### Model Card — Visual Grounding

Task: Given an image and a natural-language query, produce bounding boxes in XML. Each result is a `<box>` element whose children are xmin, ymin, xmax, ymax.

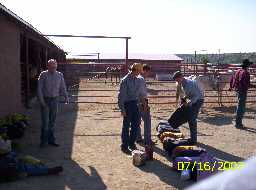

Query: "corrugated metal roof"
<box><xmin>0</xmin><ymin>3</ymin><xmax>63</xmax><ymax>51</ymax></box>
<box><xmin>67</xmin><ymin>53</ymin><xmax>183</xmax><ymax>61</ymax></box>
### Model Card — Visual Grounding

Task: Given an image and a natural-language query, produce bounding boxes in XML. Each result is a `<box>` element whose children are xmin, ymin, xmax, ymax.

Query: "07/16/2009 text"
<box><xmin>177</xmin><ymin>161</ymin><xmax>245</xmax><ymax>172</ymax></box>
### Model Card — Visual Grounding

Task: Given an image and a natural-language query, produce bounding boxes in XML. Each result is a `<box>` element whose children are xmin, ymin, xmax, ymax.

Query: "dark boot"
<box><xmin>47</xmin><ymin>166</ymin><xmax>63</xmax><ymax>175</ymax></box>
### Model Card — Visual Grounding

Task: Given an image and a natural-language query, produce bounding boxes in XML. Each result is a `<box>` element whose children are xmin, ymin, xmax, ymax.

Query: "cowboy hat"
<box><xmin>241</xmin><ymin>59</ymin><xmax>253</xmax><ymax>67</ymax></box>
<box><xmin>172</xmin><ymin>70</ymin><xmax>183</xmax><ymax>80</ymax></box>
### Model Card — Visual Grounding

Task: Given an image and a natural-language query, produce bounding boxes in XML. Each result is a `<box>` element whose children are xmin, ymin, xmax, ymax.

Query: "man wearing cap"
<box><xmin>37</xmin><ymin>59</ymin><xmax>69</xmax><ymax>148</ymax></box>
<box><xmin>118</xmin><ymin>63</ymin><xmax>143</xmax><ymax>153</ymax></box>
<box><xmin>172</xmin><ymin>71</ymin><xmax>204</xmax><ymax>144</ymax></box>
<box><xmin>229</xmin><ymin>59</ymin><xmax>255</xmax><ymax>129</ymax></box>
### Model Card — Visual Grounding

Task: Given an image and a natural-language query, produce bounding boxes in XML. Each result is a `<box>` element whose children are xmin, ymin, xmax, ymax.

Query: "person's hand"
<box><xmin>183</xmin><ymin>102</ymin><xmax>189</xmax><ymax>107</ymax></box>
<box><xmin>183</xmin><ymin>100</ymin><xmax>192</xmax><ymax>107</ymax></box>
<box><xmin>121</xmin><ymin>111</ymin><xmax>127</xmax><ymax>117</ymax></box>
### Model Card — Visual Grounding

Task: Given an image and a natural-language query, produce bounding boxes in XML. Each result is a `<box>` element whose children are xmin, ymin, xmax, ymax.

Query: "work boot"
<box><xmin>129</xmin><ymin>144</ymin><xmax>137</xmax><ymax>151</ymax></box>
<box><xmin>48</xmin><ymin>142</ymin><xmax>60</xmax><ymax>147</ymax></box>
<box><xmin>47</xmin><ymin>166</ymin><xmax>63</xmax><ymax>175</ymax></box>
<box><xmin>120</xmin><ymin>145</ymin><xmax>131</xmax><ymax>155</ymax></box>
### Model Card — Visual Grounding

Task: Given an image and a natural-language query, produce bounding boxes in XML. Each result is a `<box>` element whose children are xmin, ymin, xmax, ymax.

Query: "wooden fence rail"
<box><xmin>60</xmin><ymin>100</ymin><xmax>256</xmax><ymax>104</ymax></box>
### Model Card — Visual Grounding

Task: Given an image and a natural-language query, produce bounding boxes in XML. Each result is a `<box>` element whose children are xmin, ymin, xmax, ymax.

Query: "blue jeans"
<box><xmin>121</xmin><ymin>101</ymin><xmax>141</xmax><ymax>148</ymax></box>
<box><xmin>137</xmin><ymin>110</ymin><xmax>152</xmax><ymax>145</ymax></box>
<box><xmin>235</xmin><ymin>91</ymin><xmax>247</xmax><ymax>127</ymax></box>
<box><xmin>188</xmin><ymin>99</ymin><xmax>204</xmax><ymax>143</ymax></box>
<box><xmin>17</xmin><ymin>162</ymin><xmax>48</xmax><ymax>176</ymax></box>
<box><xmin>6</xmin><ymin>152</ymin><xmax>48</xmax><ymax>176</ymax></box>
<box><xmin>40</xmin><ymin>97</ymin><xmax>58</xmax><ymax>145</ymax></box>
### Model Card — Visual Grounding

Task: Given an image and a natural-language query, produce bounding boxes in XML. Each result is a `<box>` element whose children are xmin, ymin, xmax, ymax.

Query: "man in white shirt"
<box><xmin>37</xmin><ymin>59</ymin><xmax>69</xmax><ymax>148</ymax></box>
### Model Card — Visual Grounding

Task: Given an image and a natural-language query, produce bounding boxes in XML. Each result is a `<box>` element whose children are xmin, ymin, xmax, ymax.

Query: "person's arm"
<box><xmin>138</xmin><ymin>78</ymin><xmax>150</xmax><ymax>112</ymax></box>
<box><xmin>60</xmin><ymin>73</ymin><xmax>69</xmax><ymax>103</ymax></box>
<box><xmin>139</xmin><ymin>78</ymin><xmax>147</xmax><ymax>98</ymax></box>
<box><xmin>229</xmin><ymin>73</ymin><xmax>235</xmax><ymax>91</ymax></box>
<box><xmin>175</xmin><ymin>82</ymin><xmax>181</xmax><ymax>107</ymax></box>
<box><xmin>118</xmin><ymin>80</ymin><xmax>127</xmax><ymax>116</ymax></box>
<box><xmin>37</xmin><ymin>72</ymin><xmax>46</xmax><ymax>106</ymax></box>
<box><xmin>189</xmin><ymin>97</ymin><xmax>198</xmax><ymax>105</ymax></box>
<box><xmin>238</xmin><ymin>71</ymin><xmax>252</xmax><ymax>90</ymax></box>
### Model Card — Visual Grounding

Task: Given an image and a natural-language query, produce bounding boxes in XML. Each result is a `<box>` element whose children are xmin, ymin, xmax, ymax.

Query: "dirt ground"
<box><xmin>1</xmin><ymin>79</ymin><xmax>256</xmax><ymax>190</ymax></box>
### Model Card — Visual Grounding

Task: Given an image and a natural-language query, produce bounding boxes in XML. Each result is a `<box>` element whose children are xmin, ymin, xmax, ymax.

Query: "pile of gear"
<box><xmin>156</xmin><ymin>107</ymin><xmax>220</xmax><ymax>181</ymax></box>
<box><xmin>0</xmin><ymin>113</ymin><xmax>29</xmax><ymax>140</ymax></box>
<box><xmin>0</xmin><ymin>113</ymin><xmax>63</xmax><ymax>183</ymax></box>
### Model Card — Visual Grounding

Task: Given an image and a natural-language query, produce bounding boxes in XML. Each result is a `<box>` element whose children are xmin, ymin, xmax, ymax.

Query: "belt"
<box><xmin>124</xmin><ymin>100</ymin><xmax>138</xmax><ymax>104</ymax></box>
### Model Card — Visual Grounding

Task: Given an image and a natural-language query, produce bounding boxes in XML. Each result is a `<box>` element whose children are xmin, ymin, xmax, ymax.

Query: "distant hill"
<box><xmin>177</xmin><ymin>52</ymin><xmax>256</xmax><ymax>64</ymax></box>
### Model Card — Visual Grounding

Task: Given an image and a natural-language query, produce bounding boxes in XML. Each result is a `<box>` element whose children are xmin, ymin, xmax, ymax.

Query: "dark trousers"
<box><xmin>235</xmin><ymin>91</ymin><xmax>247</xmax><ymax>127</ymax></box>
<box><xmin>188</xmin><ymin>99</ymin><xmax>204</xmax><ymax>143</ymax></box>
<box><xmin>121</xmin><ymin>101</ymin><xmax>140</xmax><ymax>148</ymax></box>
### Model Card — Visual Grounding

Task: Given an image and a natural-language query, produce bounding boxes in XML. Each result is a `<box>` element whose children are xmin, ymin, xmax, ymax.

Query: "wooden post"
<box><xmin>45</xmin><ymin>48</ymin><xmax>48</xmax><ymax>69</ymax></box>
<box><xmin>97</xmin><ymin>53</ymin><xmax>100</xmax><ymax>61</ymax></box>
<box><xmin>35</xmin><ymin>44</ymin><xmax>41</xmax><ymax>75</ymax></box>
<box><xmin>25</xmin><ymin>35</ymin><xmax>30</xmax><ymax>107</ymax></box>
<box><xmin>125</xmin><ymin>38</ymin><xmax>129</xmax><ymax>73</ymax></box>
<box><xmin>194</xmin><ymin>51</ymin><xmax>197</xmax><ymax>63</ymax></box>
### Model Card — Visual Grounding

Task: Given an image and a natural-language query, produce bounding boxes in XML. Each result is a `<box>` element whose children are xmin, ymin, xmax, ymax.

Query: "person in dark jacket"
<box><xmin>229</xmin><ymin>59</ymin><xmax>255</xmax><ymax>129</ymax></box>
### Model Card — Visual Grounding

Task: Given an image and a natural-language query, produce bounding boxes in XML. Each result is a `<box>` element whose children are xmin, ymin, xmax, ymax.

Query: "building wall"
<box><xmin>0</xmin><ymin>16</ymin><xmax>23</xmax><ymax>117</ymax></box>
<box><xmin>141</xmin><ymin>60</ymin><xmax>182</xmax><ymax>77</ymax></box>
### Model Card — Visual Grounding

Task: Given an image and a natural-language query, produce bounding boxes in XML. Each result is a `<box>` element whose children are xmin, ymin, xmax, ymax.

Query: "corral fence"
<box><xmin>58</xmin><ymin>62</ymin><xmax>256</xmax><ymax>105</ymax></box>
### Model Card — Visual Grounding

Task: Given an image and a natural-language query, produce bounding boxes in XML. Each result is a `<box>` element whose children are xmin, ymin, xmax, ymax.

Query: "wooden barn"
<box><xmin>0</xmin><ymin>3</ymin><xmax>66</xmax><ymax>117</ymax></box>
<box><xmin>67</xmin><ymin>53</ymin><xmax>183</xmax><ymax>77</ymax></box>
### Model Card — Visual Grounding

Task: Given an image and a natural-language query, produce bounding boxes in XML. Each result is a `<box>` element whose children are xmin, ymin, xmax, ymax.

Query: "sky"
<box><xmin>1</xmin><ymin>0</ymin><xmax>256</xmax><ymax>55</ymax></box>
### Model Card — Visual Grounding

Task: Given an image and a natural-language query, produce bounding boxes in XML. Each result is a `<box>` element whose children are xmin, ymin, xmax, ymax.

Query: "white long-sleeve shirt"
<box><xmin>37</xmin><ymin>70</ymin><xmax>68</xmax><ymax>103</ymax></box>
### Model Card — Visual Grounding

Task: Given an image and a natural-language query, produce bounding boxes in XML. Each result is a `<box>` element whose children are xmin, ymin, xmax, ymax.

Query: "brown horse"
<box><xmin>105</xmin><ymin>66</ymin><xmax>121</xmax><ymax>85</ymax></box>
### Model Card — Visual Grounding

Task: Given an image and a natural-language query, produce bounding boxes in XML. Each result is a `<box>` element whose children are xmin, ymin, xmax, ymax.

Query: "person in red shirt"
<box><xmin>229</xmin><ymin>59</ymin><xmax>255</xmax><ymax>129</ymax></box>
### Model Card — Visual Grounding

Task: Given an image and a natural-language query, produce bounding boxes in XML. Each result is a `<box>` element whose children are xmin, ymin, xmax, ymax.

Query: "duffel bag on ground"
<box><xmin>163</xmin><ymin>138</ymin><xmax>193</xmax><ymax>155</ymax></box>
<box><xmin>172</xmin><ymin>145</ymin><xmax>196</xmax><ymax>156</ymax></box>
<box><xmin>159</xmin><ymin>131</ymin><xmax>184</xmax><ymax>142</ymax></box>
<box><xmin>172</xmin><ymin>148</ymin><xmax>206</xmax><ymax>159</ymax></box>
<box><xmin>156</xmin><ymin>121</ymin><xmax>181</xmax><ymax>137</ymax></box>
